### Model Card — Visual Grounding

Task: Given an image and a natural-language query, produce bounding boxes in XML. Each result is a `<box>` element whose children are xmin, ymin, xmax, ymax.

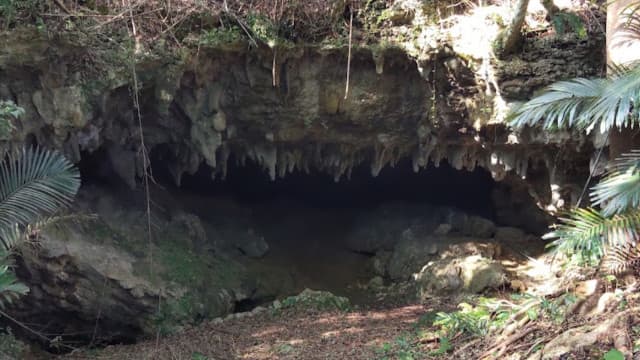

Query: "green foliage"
<box><xmin>433</xmin><ymin>298</ymin><xmax>516</xmax><ymax>337</ymax></box>
<box><xmin>551</xmin><ymin>11</ymin><xmax>587</xmax><ymax>39</ymax></box>
<box><xmin>603</xmin><ymin>348</ymin><xmax>625</xmax><ymax>360</ymax></box>
<box><xmin>509</xmin><ymin>64</ymin><xmax>640</xmax><ymax>268</ymax></box>
<box><xmin>0</xmin><ymin>148</ymin><xmax>81</xmax><ymax>231</ymax></box>
<box><xmin>191</xmin><ymin>352</ymin><xmax>208</xmax><ymax>360</ymax></box>
<box><xmin>509</xmin><ymin>64</ymin><xmax>640</xmax><ymax>134</ymax></box>
<box><xmin>632</xmin><ymin>325</ymin><xmax>640</xmax><ymax>352</ymax></box>
<box><xmin>432</xmin><ymin>294</ymin><xmax>577</xmax><ymax>344</ymax></box>
<box><xmin>358</xmin><ymin>0</ymin><xmax>390</xmax><ymax>41</ymax></box>
<box><xmin>376</xmin><ymin>334</ymin><xmax>419</xmax><ymax>360</ymax></box>
<box><xmin>0</xmin><ymin>328</ymin><xmax>25</xmax><ymax>358</ymax></box>
<box><xmin>153</xmin><ymin>294</ymin><xmax>200</xmax><ymax>336</ymax></box>
<box><xmin>429</xmin><ymin>337</ymin><xmax>453</xmax><ymax>356</ymax></box>
<box><xmin>0</xmin><ymin>0</ymin><xmax>42</xmax><ymax>29</ymax></box>
<box><xmin>278</xmin><ymin>289</ymin><xmax>351</xmax><ymax>312</ymax></box>
<box><xmin>0</xmin><ymin>100</ymin><xmax>23</xmax><ymax>140</ymax></box>
<box><xmin>0</xmin><ymin>260</ymin><xmax>28</xmax><ymax>308</ymax></box>
<box><xmin>0</xmin><ymin>148</ymin><xmax>80</xmax><ymax>306</ymax></box>
<box><xmin>273</xmin><ymin>343</ymin><xmax>295</xmax><ymax>355</ymax></box>
<box><xmin>538</xmin><ymin>293</ymin><xmax>576</xmax><ymax>324</ymax></box>
<box><xmin>198</xmin><ymin>26</ymin><xmax>245</xmax><ymax>49</ymax></box>
<box><xmin>591</xmin><ymin>150</ymin><xmax>640</xmax><ymax>216</ymax></box>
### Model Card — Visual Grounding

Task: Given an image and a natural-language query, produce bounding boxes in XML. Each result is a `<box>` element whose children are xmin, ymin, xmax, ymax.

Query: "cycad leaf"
<box><xmin>508</xmin><ymin>78</ymin><xmax>605</xmax><ymax>130</ymax></box>
<box><xmin>591</xmin><ymin>150</ymin><xmax>640</xmax><ymax>216</ymax></box>
<box><xmin>509</xmin><ymin>64</ymin><xmax>640</xmax><ymax>133</ymax></box>
<box><xmin>544</xmin><ymin>208</ymin><xmax>640</xmax><ymax>259</ymax></box>
<box><xmin>0</xmin><ymin>148</ymin><xmax>80</xmax><ymax>232</ymax></box>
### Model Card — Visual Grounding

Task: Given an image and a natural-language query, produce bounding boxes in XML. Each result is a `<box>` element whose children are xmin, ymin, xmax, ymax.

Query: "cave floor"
<box><xmin>65</xmin><ymin>301</ymin><xmax>448</xmax><ymax>360</ymax></box>
<box><xmin>53</xmin><ymin>246</ymin><xmax>640</xmax><ymax>360</ymax></box>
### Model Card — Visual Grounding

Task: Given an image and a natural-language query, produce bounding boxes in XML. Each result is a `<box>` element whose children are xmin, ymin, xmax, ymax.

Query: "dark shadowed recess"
<box><xmin>156</xmin><ymin>156</ymin><xmax>497</xmax><ymax>219</ymax></box>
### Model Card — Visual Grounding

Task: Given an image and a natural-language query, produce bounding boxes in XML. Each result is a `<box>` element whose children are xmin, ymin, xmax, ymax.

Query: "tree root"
<box><xmin>481</xmin><ymin>323</ymin><xmax>536</xmax><ymax>359</ymax></box>
<box><xmin>534</xmin><ymin>309</ymin><xmax>635</xmax><ymax>360</ymax></box>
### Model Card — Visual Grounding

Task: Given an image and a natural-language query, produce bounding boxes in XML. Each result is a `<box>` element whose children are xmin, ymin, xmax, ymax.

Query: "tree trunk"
<box><xmin>501</xmin><ymin>0</ymin><xmax>530</xmax><ymax>55</ymax></box>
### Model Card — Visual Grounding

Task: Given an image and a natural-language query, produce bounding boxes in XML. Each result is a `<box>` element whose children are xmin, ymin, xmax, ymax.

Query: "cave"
<box><xmin>5</xmin><ymin>137</ymin><xmax>552</xmax><ymax>351</ymax></box>
<box><xmin>77</xmin><ymin>145</ymin><xmax>546</xmax><ymax>304</ymax></box>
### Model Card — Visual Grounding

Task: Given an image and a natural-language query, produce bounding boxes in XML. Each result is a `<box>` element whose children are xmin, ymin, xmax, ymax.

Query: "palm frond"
<box><xmin>588</xmin><ymin>64</ymin><xmax>640</xmax><ymax>132</ymax></box>
<box><xmin>0</xmin><ymin>148</ymin><xmax>80</xmax><ymax>232</ymax></box>
<box><xmin>591</xmin><ymin>150</ymin><xmax>640</xmax><ymax>216</ymax></box>
<box><xmin>0</xmin><ymin>148</ymin><xmax>80</xmax><ymax>307</ymax></box>
<box><xmin>508</xmin><ymin>78</ymin><xmax>605</xmax><ymax>130</ymax></box>
<box><xmin>544</xmin><ymin>208</ymin><xmax>640</xmax><ymax>259</ymax></box>
<box><xmin>509</xmin><ymin>64</ymin><xmax>640</xmax><ymax>133</ymax></box>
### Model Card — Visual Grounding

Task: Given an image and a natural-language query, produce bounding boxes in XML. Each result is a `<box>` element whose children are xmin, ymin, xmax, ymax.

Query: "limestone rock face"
<box><xmin>11</xmin><ymin>187</ymin><xmax>281</xmax><ymax>342</ymax></box>
<box><xmin>415</xmin><ymin>255</ymin><xmax>507</xmax><ymax>297</ymax></box>
<box><xmin>0</xmin><ymin>27</ymin><xmax>602</xmax><ymax>213</ymax></box>
<box><xmin>16</xmin><ymin>227</ymin><xmax>162</xmax><ymax>340</ymax></box>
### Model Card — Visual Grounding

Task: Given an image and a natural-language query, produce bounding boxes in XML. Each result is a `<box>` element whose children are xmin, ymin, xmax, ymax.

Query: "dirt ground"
<box><xmin>63</xmin><ymin>304</ymin><xmax>441</xmax><ymax>359</ymax></box>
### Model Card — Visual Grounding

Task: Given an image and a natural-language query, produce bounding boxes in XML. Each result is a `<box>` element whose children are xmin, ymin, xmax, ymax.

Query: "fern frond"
<box><xmin>0</xmin><ymin>148</ymin><xmax>80</xmax><ymax>231</ymax></box>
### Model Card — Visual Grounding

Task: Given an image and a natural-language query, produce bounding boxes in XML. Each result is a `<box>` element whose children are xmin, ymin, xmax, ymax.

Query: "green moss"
<box><xmin>278</xmin><ymin>289</ymin><xmax>351</xmax><ymax>312</ymax></box>
<box><xmin>158</xmin><ymin>239</ymin><xmax>209</xmax><ymax>287</ymax></box>
<box><xmin>195</xmin><ymin>26</ymin><xmax>246</xmax><ymax>50</ymax></box>
<box><xmin>153</xmin><ymin>293</ymin><xmax>201</xmax><ymax>335</ymax></box>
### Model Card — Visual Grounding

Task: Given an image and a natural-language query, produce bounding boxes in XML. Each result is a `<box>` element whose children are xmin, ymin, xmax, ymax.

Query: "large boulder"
<box><xmin>388</xmin><ymin>234</ymin><xmax>440</xmax><ymax>280</ymax></box>
<box><xmin>387</xmin><ymin>233</ymin><xmax>502</xmax><ymax>281</ymax></box>
<box><xmin>415</xmin><ymin>255</ymin><xmax>507</xmax><ymax>297</ymax></box>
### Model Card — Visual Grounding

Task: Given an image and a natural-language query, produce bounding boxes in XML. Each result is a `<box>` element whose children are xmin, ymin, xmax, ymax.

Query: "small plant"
<box><xmin>376</xmin><ymin>334</ymin><xmax>419</xmax><ymax>360</ymax></box>
<box><xmin>198</xmin><ymin>26</ymin><xmax>245</xmax><ymax>49</ymax></box>
<box><xmin>429</xmin><ymin>336</ymin><xmax>453</xmax><ymax>356</ymax></box>
<box><xmin>191</xmin><ymin>352</ymin><xmax>208</xmax><ymax>360</ymax></box>
<box><xmin>0</xmin><ymin>100</ymin><xmax>23</xmax><ymax>140</ymax></box>
<box><xmin>433</xmin><ymin>298</ymin><xmax>513</xmax><ymax>337</ymax></box>
<box><xmin>604</xmin><ymin>348</ymin><xmax>625</xmax><ymax>360</ymax></box>
<box><xmin>0</xmin><ymin>328</ymin><xmax>26</xmax><ymax>358</ymax></box>
<box><xmin>551</xmin><ymin>11</ymin><xmax>587</xmax><ymax>39</ymax></box>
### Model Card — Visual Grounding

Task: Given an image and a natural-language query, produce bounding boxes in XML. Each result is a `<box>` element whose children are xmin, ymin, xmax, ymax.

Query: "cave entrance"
<box><xmin>146</xmin><ymin>154</ymin><xmax>502</xmax><ymax>305</ymax></box>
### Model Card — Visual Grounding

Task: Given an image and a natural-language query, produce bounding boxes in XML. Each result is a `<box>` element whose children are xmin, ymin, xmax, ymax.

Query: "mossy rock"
<box><xmin>277</xmin><ymin>289</ymin><xmax>351</xmax><ymax>312</ymax></box>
